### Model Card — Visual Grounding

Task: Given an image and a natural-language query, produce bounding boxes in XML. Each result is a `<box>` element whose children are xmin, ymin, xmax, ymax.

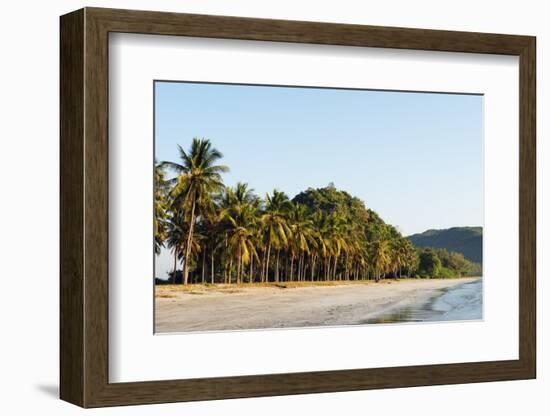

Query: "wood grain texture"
<box><xmin>59</xmin><ymin>7</ymin><xmax>536</xmax><ymax>408</ymax></box>
<box><xmin>59</xmin><ymin>8</ymin><xmax>84</xmax><ymax>407</ymax></box>
<box><xmin>518</xmin><ymin>38</ymin><xmax>536</xmax><ymax>376</ymax></box>
<box><xmin>83</xmin><ymin>10</ymin><xmax>110</xmax><ymax>406</ymax></box>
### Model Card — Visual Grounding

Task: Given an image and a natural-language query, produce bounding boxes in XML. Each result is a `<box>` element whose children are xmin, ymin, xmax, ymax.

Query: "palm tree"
<box><xmin>371</xmin><ymin>239</ymin><xmax>391</xmax><ymax>282</ymax></box>
<box><xmin>389</xmin><ymin>239</ymin><xmax>404</xmax><ymax>279</ymax></box>
<box><xmin>355</xmin><ymin>245</ymin><xmax>370</xmax><ymax>280</ymax></box>
<box><xmin>154</xmin><ymin>162</ymin><xmax>169</xmax><ymax>255</ymax></box>
<box><xmin>260</xmin><ymin>190</ymin><xmax>291</xmax><ymax>282</ymax></box>
<box><xmin>310</xmin><ymin>211</ymin><xmax>333</xmax><ymax>281</ymax></box>
<box><xmin>327</xmin><ymin>214</ymin><xmax>348</xmax><ymax>280</ymax></box>
<box><xmin>403</xmin><ymin>241</ymin><xmax>419</xmax><ymax>277</ymax></box>
<box><xmin>225</xmin><ymin>203</ymin><xmax>259</xmax><ymax>284</ymax></box>
<box><xmin>233</xmin><ymin>182</ymin><xmax>259</xmax><ymax>206</ymax></box>
<box><xmin>161</xmin><ymin>138</ymin><xmax>229</xmax><ymax>284</ymax></box>
<box><xmin>288</xmin><ymin>204</ymin><xmax>316</xmax><ymax>281</ymax></box>
<box><xmin>344</xmin><ymin>226</ymin><xmax>362</xmax><ymax>280</ymax></box>
<box><xmin>200</xmin><ymin>208</ymin><xmax>220</xmax><ymax>284</ymax></box>
<box><xmin>393</xmin><ymin>238</ymin><xmax>412</xmax><ymax>279</ymax></box>
<box><xmin>310</xmin><ymin>211</ymin><xmax>325</xmax><ymax>281</ymax></box>
<box><xmin>221</xmin><ymin>183</ymin><xmax>260</xmax><ymax>284</ymax></box>
<box><xmin>165</xmin><ymin>209</ymin><xmax>186</xmax><ymax>282</ymax></box>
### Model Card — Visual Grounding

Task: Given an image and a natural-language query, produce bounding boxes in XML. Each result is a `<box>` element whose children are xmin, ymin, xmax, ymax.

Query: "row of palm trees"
<box><xmin>155</xmin><ymin>138</ymin><xmax>419</xmax><ymax>285</ymax></box>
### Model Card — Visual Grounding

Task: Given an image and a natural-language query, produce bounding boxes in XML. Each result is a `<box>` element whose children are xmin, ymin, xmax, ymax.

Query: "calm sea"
<box><xmin>366</xmin><ymin>279</ymin><xmax>483</xmax><ymax>324</ymax></box>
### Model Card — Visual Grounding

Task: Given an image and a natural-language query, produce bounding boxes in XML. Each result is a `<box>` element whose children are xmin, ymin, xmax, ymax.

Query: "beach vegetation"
<box><xmin>157</xmin><ymin>138</ymin><xmax>481</xmax><ymax>284</ymax></box>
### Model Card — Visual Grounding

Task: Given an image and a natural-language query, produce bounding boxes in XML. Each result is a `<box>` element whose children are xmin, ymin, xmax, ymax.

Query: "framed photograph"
<box><xmin>60</xmin><ymin>7</ymin><xmax>536</xmax><ymax>408</ymax></box>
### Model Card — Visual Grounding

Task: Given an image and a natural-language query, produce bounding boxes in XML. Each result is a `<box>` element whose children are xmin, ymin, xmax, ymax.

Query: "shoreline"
<box><xmin>155</xmin><ymin>277</ymin><xmax>481</xmax><ymax>333</ymax></box>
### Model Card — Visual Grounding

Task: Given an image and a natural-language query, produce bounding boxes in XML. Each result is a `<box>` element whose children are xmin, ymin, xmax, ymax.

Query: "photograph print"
<box><xmin>153</xmin><ymin>81</ymin><xmax>483</xmax><ymax>334</ymax></box>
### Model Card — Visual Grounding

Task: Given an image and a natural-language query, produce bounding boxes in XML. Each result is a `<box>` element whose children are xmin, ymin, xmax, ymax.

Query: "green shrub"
<box><xmin>439</xmin><ymin>267</ymin><xmax>458</xmax><ymax>279</ymax></box>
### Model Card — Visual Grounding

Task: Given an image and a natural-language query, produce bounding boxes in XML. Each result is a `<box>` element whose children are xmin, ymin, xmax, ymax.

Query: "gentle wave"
<box><xmin>366</xmin><ymin>279</ymin><xmax>483</xmax><ymax>324</ymax></box>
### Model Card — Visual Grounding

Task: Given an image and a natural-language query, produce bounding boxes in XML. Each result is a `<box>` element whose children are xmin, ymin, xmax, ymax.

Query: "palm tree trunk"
<box><xmin>224</xmin><ymin>255</ymin><xmax>228</xmax><ymax>284</ymax></box>
<box><xmin>211</xmin><ymin>251</ymin><xmax>215</xmax><ymax>284</ymax></box>
<box><xmin>172</xmin><ymin>249</ymin><xmax>177</xmax><ymax>283</ymax></box>
<box><xmin>285</xmin><ymin>252</ymin><xmax>292</xmax><ymax>281</ymax></box>
<box><xmin>236</xmin><ymin>248</ymin><xmax>242</xmax><ymax>284</ymax></box>
<box><xmin>260</xmin><ymin>249</ymin><xmax>266</xmax><ymax>283</ymax></box>
<box><xmin>236</xmin><ymin>249</ymin><xmax>240</xmax><ymax>284</ymax></box>
<box><xmin>344</xmin><ymin>252</ymin><xmax>349</xmax><ymax>280</ymax></box>
<box><xmin>275</xmin><ymin>250</ymin><xmax>280</xmax><ymax>282</ymax></box>
<box><xmin>249</xmin><ymin>255</ymin><xmax>254</xmax><ymax>283</ymax></box>
<box><xmin>224</xmin><ymin>237</ymin><xmax>228</xmax><ymax>283</ymax></box>
<box><xmin>239</xmin><ymin>254</ymin><xmax>243</xmax><ymax>284</ymax></box>
<box><xmin>290</xmin><ymin>255</ymin><xmax>294</xmax><ymax>281</ymax></box>
<box><xmin>264</xmin><ymin>242</ymin><xmax>271</xmax><ymax>283</ymax></box>
<box><xmin>182</xmin><ymin>199</ymin><xmax>196</xmax><ymax>285</ymax></box>
<box><xmin>201</xmin><ymin>248</ymin><xmax>206</xmax><ymax>284</ymax></box>
<box><xmin>299</xmin><ymin>254</ymin><xmax>303</xmax><ymax>281</ymax></box>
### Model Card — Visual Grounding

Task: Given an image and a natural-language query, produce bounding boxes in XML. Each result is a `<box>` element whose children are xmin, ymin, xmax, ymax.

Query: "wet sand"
<box><xmin>155</xmin><ymin>278</ymin><xmax>481</xmax><ymax>333</ymax></box>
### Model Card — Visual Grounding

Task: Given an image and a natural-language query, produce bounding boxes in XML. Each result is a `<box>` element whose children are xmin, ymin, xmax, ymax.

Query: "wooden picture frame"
<box><xmin>60</xmin><ymin>7</ymin><xmax>536</xmax><ymax>408</ymax></box>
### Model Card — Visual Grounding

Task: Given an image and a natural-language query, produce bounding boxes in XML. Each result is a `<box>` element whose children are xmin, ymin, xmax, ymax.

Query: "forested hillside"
<box><xmin>407</xmin><ymin>227</ymin><xmax>482</xmax><ymax>264</ymax></box>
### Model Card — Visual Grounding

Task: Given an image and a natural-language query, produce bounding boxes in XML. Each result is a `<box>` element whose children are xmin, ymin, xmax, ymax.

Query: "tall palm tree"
<box><xmin>225</xmin><ymin>203</ymin><xmax>259</xmax><ymax>284</ymax></box>
<box><xmin>154</xmin><ymin>162</ymin><xmax>169</xmax><ymax>255</ymax></box>
<box><xmin>260</xmin><ymin>190</ymin><xmax>291</xmax><ymax>282</ymax></box>
<box><xmin>371</xmin><ymin>239</ymin><xmax>391</xmax><ymax>282</ymax></box>
<box><xmin>200</xmin><ymin>208</ymin><xmax>218</xmax><ymax>284</ymax></box>
<box><xmin>355</xmin><ymin>245</ymin><xmax>370</xmax><ymax>280</ymax></box>
<box><xmin>165</xmin><ymin>209</ymin><xmax>185</xmax><ymax>282</ymax></box>
<box><xmin>389</xmin><ymin>239</ymin><xmax>404</xmax><ymax>279</ymax></box>
<box><xmin>394</xmin><ymin>238</ymin><xmax>412</xmax><ymax>279</ymax></box>
<box><xmin>310</xmin><ymin>211</ymin><xmax>332</xmax><ymax>281</ymax></box>
<box><xmin>233</xmin><ymin>182</ymin><xmax>259</xmax><ymax>206</ymax></box>
<box><xmin>220</xmin><ymin>183</ymin><xmax>260</xmax><ymax>284</ymax></box>
<box><xmin>327</xmin><ymin>214</ymin><xmax>348</xmax><ymax>280</ymax></box>
<box><xmin>288</xmin><ymin>204</ymin><xmax>316</xmax><ymax>281</ymax></box>
<box><xmin>403</xmin><ymin>241</ymin><xmax>419</xmax><ymax>277</ymax></box>
<box><xmin>343</xmin><ymin>225</ymin><xmax>362</xmax><ymax>280</ymax></box>
<box><xmin>161</xmin><ymin>138</ymin><xmax>229</xmax><ymax>284</ymax></box>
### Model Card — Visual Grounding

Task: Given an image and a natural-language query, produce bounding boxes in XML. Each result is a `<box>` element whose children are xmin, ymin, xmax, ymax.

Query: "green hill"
<box><xmin>407</xmin><ymin>227</ymin><xmax>482</xmax><ymax>264</ymax></box>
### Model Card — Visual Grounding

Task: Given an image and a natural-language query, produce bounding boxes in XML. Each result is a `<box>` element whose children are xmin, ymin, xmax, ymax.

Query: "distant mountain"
<box><xmin>407</xmin><ymin>227</ymin><xmax>482</xmax><ymax>264</ymax></box>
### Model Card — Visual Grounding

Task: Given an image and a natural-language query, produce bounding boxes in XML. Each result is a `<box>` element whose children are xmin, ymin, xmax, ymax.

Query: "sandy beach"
<box><xmin>155</xmin><ymin>277</ymin><xmax>481</xmax><ymax>333</ymax></box>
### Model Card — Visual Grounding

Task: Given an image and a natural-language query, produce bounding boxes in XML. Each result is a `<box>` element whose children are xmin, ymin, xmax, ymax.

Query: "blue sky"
<box><xmin>154</xmin><ymin>81</ymin><xmax>483</xmax><ymax>277</ymax></box>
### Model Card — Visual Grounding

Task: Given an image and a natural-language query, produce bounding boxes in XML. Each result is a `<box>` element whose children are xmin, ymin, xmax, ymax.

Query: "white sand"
<box><xmin>155</xmin><ymin>278</ymin><xmax>480</xmax><ymax>333</ymax></box>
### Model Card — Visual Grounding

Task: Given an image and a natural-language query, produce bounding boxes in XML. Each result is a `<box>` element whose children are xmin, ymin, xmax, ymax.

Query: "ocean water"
<box><xmin>366</xmin><ymin>279</ymin><xmax>483</xmax><ymax>324</ymax></box>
